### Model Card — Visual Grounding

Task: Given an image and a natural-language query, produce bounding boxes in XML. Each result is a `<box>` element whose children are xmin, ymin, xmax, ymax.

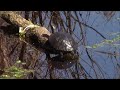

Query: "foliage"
<box><xmin>86</xmin><ymin>32</ymin><xmax>120</xmax><ymax>49</ymax></box>
<box><xmin>0</xmin><ymin>60</ymin><xmax>33</xmax><ymax>79</ymax></box>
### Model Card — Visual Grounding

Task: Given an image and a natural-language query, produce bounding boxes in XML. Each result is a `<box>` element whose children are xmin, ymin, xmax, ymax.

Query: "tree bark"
<box><xmin>0</xmin><ymin>11</ymin><xmax>51</xmax><ymax>51</ymax></box>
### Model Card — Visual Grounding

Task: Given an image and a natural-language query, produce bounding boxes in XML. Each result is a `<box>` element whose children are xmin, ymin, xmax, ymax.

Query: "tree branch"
<box><xmin>0</xmin><ymin>11</ymin><xmax>51</xmax><ymax>51</ymax></box>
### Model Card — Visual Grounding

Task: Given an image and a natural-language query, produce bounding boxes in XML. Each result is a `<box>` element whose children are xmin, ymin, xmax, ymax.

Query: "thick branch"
<box><xmin>0</xmin><ymin>11</ymin><xmax>51</xmax><ymax>51</ymax></box>
<box><xmin>0</xmin><ymin>11</ymin><xmax>33</xmax><ymax>28</ymax></box>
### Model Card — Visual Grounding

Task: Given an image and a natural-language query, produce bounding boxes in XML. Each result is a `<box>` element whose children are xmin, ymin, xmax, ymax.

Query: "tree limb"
<box><xmin>0</xmin><ymin>11</ymin><xmax>51</xmax><ymax>51</ymax></box>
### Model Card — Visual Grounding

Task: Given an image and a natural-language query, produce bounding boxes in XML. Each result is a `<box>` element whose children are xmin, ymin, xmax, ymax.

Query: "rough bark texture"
<box><xmin>0</xmin><ymin>11</ymin><xmax>33</xmax><ymax>28</ymax></box>
<box><xmin>0</xmin><ymin>11</ymin><xmax>51</xmax><ymax>51</ymax></box>
<box><xmin>0</xmin><ymin>11</ymin><xmax>51</xmax><ymax>77</ymax></box>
